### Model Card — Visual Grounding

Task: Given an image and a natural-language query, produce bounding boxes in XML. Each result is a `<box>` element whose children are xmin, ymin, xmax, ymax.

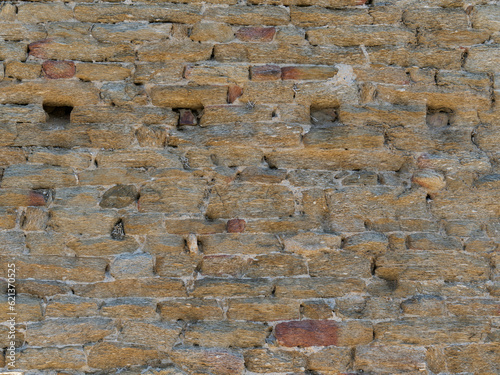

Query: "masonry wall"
<box><xmin>0</xmin><ymin>0</ymin><xmax>499</xmax><ymax>374</ymax></box>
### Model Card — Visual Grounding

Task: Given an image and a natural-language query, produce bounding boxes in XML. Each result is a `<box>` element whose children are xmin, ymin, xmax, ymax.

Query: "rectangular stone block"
<box><xmin>72</xmin><ymin>278</ymin><xmax>187</xmax><ymax>298</ymax></box>
<box><xmin>138</xmin><ymin>41</ymin><xmax>213</xmax><ymax>62</ymax></box>
<box><xmin>1</xmin><ymin>255</ymin><xmax>107</xmax><ymax>283</ymax></box>
<box><xmin>159</xmin><ymin>299</ymin><xmax>224</xmax><ymax>321</ymax></box>
<box><xmin>101</xmin><ymin>298</ymin><xmax>157</xmax><ymax>319</ymax></box>
<box><xmin>18</xmin><ymin>3</ymin><xmax>73</xmax><ymax>23</ymax></box>
<box><xmin>76</xmin><ymin>63</ymin><xmax>132</xmax><ymax>81</ymax></box>
<box><xmin>150</xmin><ymin>85</ymin><xmax>227</xmax><ymax>108</ymax></box>
<box><xmin>266</xmin><ymin>149</ymin><xmax>405</xmax><ymax>171</ymax></box>
<box><xmin>170</xmin><ymin>122</ymin><xmax>302</xmax><ymax>148</ymax></box>
<box><xmin>27</xmin><ymin>318</ymin><xmax>114</xmax><ymax>346</ymax></box>
<box><xmin>374</xmin><ymin>317</ymin><xmax>490</xmax><ymax>345</ymax></box>
<box><xmin>87</xmin><ymin>342</ymin><xmax>162</xmax><ymax>370</ymax></box>
<box><xmin>138</xmin><ymin>170</ymin><xmax>207</xmax><ymax>214</ymax></box>
<box><xmin>0</xmin><ymin>295</ymin><xmax>43</xmax><ymax>323</ymax></box>
<box><xmin>198</xmin><ymin>233</ymin><xmax>280</xmax><ymax>255</ymax></box>
<box><xmin>245</xmin><ymin>253</ymin><xmax>308</xmax><ymax>277</ymax></box>
<box><xmin>244</xmin><ymin>348</ymin><xmax>307</xmax><ymax>373</ymax></box>
<box><xmin>16</xmin><ymin>347</ymin><xmax>87</xmax><ymax>371</ymax></box>
<box><xmin>275</xmin><ymin>320</ymin><xmax>373</xmax><ymax>347</ymax></box>
<box><xmin>206</xmin><ymin>183</ymin><xmax>294</xmax><ymax>219</ymax></box>
<box><xmin>403</xmin><ymin>7</ymin><xmax>468</xmax><ymax>29</ymax></box>
<box><xmin>29</xmin><ymin>39</ymin><xmax>135</xmax><ymax>62</ymax></box>
<box><xmin>48</xmin><ymin>208</ymin><xmax>119</xmax><ymax>236</ymax></box>
<box><xmin>308</xmin><ymin>250</ymin><xmax>372</xmax><ymax>278</ymax></box>
<box><xmin>307</xmin><ymin>347</ymin><xmax>352</xmax><ymax>373</ymax></box>
<box><xmin>119</xmin><ymin>321</ymin><xmax>181</xmax><ymax>348</ymax></box>
<box><xmin>354</xmin><ymin>345</ymin><xmax>427</xmax><ymax>373</ymax></box>
<box><xmin>200</xmin><ymin>104</ymin><xmax>274</xmax><ymax>126</ymax></box>
<box><xmin>28</xmin><ymin>149</ymin><xmax>92</xmax><ymax>170</ymax></box>
<box><xmin>465</xmin><ymin>46</ymin><xmax>500</xmax><ymax>73</ymax></box>
<box><xmin>96</xmin><ymin>149</ymin><xmax>181</xmax><ymax>169</ymax></box>
<box><xmin>2</xmin><ymin>164</ymin><xmax>76</xmax><ymax>189</ymax></box>
<box><xmin>307</xmin><ymin>26</ymin><xmax>415</xmax><ymax>47</ymax></box>
<box><xmin>214</xmin><ymin>43</ymin><xmax>364</xmax><ymax>65</ymax></box>
<box><xmin>184</xmin><ymin>63</ymin><xmax>249</xmax><ymax>84</ymax></box>
<box><xmin>74</xmin><ymin>3</ymin><xmax>202</xmax><ymax>23</ymax></box>
<box><xmin>291</xmin><ymin>6</ymin><xmax>371</xmax><ymax>27</ymax></box>
<box><xmin>45</xmin><ymin>295</ymin><xmax>100</xmax><ymax>317</ymax></box>
<box><xmin>184</xmin><ymin>321</ymin><xmax>270</xmax><ymax>347</ymax></box>
<box><xmin>0</xmin><ymin>81</ymin><xmax>99</xmax><ymax>106</ymax></box>
<box><xmin>376</xmin><ymin>251</ymin><xmax>490</xmax><ymax>282</ymax></box>
<box><xmin>275</xmin><ymin>277</ymin><xmax>365</xmax><ymax>298</ymax></box>
<box><xmin>71</xmin><ymin>106</ymin><xmax>177</xmax><ymax>125</ymax></box>
<box><xmin>227</xmin><ymin>298</ymin><xmax>300</xmax><ymax>322</ymax></box>
<box><xmin>191</xmin><ymin>278</ymin><xmax>273</xmax><ymax>298</ymax></box>
<box><xmin>204</xmin><ymin>5</ymin><xmax>289</xmax><ymax>25</ymax></box>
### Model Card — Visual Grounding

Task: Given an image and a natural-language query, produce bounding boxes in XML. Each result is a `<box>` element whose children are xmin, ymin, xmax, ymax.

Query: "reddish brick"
<box><xmin>179</xmin><ymin>109</ymin><xmax>197</xmax><ymax>126</ymax></box>
<box><xmin>228</xmin><ymin>85</ymin><xmax>243</xmax><ymax>103</ymax></box>
<box><xmin>28</xmin><ymin>39</ymin><xmax>53</xmax><ymax>58</ymax></box>
<box><xmin>29</xmin><ymin>190</ymin><xmax>49</xmax><ymax>206</ymax></box>
<box><xmin>42</xmin><ymin>60</ymin><xmax>76</xmax><ymax>79</ymax></box>
<box><xmin>236</xmin><ymin>27</ymin><xmax>276</xmax><ymax>42</ymax></box>
<box><xmin>250</xmin><ymin>65</ymin><xmax>281</xmax><ymax>81</ymax></box>
<box><xmin>275</xmin><ymin>320</ymin><xmax>338</xmax><ymax>347</ymax></box>
<box><xmin>281</xmin><ymin>66</ymin><xmax>337</xmax><ymax>81</ymax></box>
<box><xmin>227</xmin><ymin>218</ymin><xmax>246</xmax><ymax>233</ymax></box>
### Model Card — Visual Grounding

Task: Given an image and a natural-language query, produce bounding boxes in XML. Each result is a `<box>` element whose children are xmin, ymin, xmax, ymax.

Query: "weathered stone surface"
<box><xmin>26</xmin><ymin>318</ymin><xmax>115</xmax><ymax>346</ymax></box>
<box><xmin>119</xmin><ymin>321</ymin><xmax>181</xmax><ymax>348</ymax></box>
<box><xmin>159</xmin><ymin>299</ymin><xmax>224</xmax><ymax>321</ymax></box>
<box><xmin>375</xmin><ymin>317</ymin><xmax>490</xmax><ymax>345</ymax></box>
<box><xmin>376</xmin><ymin>251</ymin><xmax>490</xmax><ymax>282</ymax></box>
<box><xmin>206</xmin><ymin>183</ymin><xmax>294</xmax><ymax>219</ymax></box>
<box><xmin>184</xmin><ymin>321</ymin><xmax>269</xmax><ymax>348</ymax></box>
<box><xmin>244</xmin><ymin>348</ymin><xmax>307</xmax><ymax>373</ymax></box>
<box><xmin>101</xmin><ymin>298</ymin><xmax>157</xmax><ymax>319</ymax></box>
<box><xmin>45</xmin><ymin>296</ymin><xmax>100</xmax><ymax>318</ymax></box>
<box><xmin>354</xmin><ymin>345</ymin><xmax>427</xmax><ymax>373</ymax></box>
<box><xmin>138</xmin><ymin>170</ymin><xmax>206</xmax><ymax>214</ymax></box>
<box><xmin>100</xmin><ymin>185</ymin><xmax>138</xmax><ymax>208</ymax></box>
<box><xmin>170</xmin><ymin>348</ymin><xmax>245</xmax><ymax>375</ymax></box>
<box><xmin>16</xmin><ymin>347</ymin><xmax>87</xmax><ymax>370</ymax></box>
<box><xmin>87</xmin><ymin>342</ymin><xmax>162</xmax><ymax>370</ymax></box>
<box><xmin>227</xmin><ymin>298</ymin><xmax>300</xmax><ymax>322</ymax></box>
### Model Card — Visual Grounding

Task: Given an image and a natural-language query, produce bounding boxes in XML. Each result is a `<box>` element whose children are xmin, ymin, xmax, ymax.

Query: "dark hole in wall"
<box><xmin>43</xmin><ymin>105</ymin><xmax>73</xmax><ymax>125</ymax></box>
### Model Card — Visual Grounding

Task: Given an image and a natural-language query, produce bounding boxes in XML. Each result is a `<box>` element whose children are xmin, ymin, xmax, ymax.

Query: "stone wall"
<box><xmin>0</xmin><ymin>0</ymin><xmax>499</xmax><ymax>374</ymax></box>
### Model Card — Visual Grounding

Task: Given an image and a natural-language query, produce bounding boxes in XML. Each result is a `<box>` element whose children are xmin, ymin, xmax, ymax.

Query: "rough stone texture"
<box><xmin>0</xmin><ymin>1</ymin><xmax>499</xmax><ymax>374</ymax></box>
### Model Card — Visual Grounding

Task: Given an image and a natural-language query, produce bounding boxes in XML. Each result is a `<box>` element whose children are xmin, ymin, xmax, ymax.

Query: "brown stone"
<box><xmin>250</xmin><ymin>65</ymin><xmax>281</xmax><ymax>81</ymax></box>
<box><xmin>42</xmin><ymin>60</ymin><xmax>76</xmax><ymax>79</ymax></box>
<box><xmin>236</xmin><ymin>27</ymin><xmax>276</xmax><ymax>42</ymax></box>
<box><xmin>227</xmin><ymin>218</ymin><xmax>246</xmax><ymax>233</ymax></box>
<box><xmin>227</xmin><ymin>84</ymin><xmax>243</xmax><ymax>103</ymax></box>
<box><xmin>275</xmin><ymin>320</ymin><xmax>339</xmax><ymax>347</ymax></box>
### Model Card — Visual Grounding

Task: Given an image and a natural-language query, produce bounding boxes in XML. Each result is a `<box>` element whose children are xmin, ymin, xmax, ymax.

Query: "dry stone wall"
<box><xmin>0</xmin><ymin>0</ymin><xmax>499</xmax><ymax>373</ymax></box>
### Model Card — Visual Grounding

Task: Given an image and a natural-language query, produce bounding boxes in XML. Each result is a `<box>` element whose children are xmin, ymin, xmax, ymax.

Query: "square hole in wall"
<box><xmin>43</xmin><ymin>105</ymin><xmax>73</xmax><ymax>125</ymax></box>
<box><xmin>426</xmin><ymin>108</ymin><xmax>452</xmax><ymax>128</ymax></box>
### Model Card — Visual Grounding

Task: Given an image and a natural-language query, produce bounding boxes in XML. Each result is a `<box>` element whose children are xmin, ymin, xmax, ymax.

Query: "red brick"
<box><xmin>236</xmin><ymin>27</ymin><xmax>276</xmax><ymax>42</ymax></box>
<box><xmin>275</xmin><ymin>320</ymin><xmax>338</xmax><ymax>347</ymax></box>
<box><xmin>250</xmin><ymin>65</ymin><xmax>281</xmax><ymax>81</ymax></box>
<box><xmin>227</xmin><ymin>218</ymin><xmax>246</xmax><ymax>233</ymax></box>
<box><xmin>281</xmin><ymin>66</ymin><xmax>337</xmax><ymax>81</ymax></box>
<box><xmin>29</xmin><ymin>190</ymin><xmax>49</xmax><ymax>206</ymax></box>
<box><xmin>42</xmin><ymin>60</ymin><xmax>76</xmax><ymax>79</ymax></box>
